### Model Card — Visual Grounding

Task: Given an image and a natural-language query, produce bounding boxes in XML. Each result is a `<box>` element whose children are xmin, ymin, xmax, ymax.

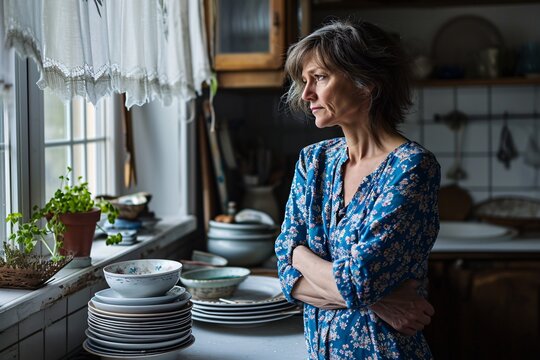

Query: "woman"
<box><xmin>275</xmin><ymin>19</ymin><xmax>440</xmax><ymax>359</ymax></box>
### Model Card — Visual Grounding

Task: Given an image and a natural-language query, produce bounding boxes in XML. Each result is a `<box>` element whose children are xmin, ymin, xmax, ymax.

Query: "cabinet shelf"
<box><xmin>415</xmin><ymin>76</ymin><xmax>540</xmax><ymax>87</ymax></box>
<box><xmin>312</xmin><ymin>0</ymin><xmax>540</xmax><ymax>10</ymax></box>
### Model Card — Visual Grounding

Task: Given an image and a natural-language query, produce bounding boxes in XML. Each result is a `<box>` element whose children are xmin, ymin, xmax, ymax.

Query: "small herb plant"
<box><xmin>2</xmin><ymin>167</ymin><xmax>122</xmax><ymax>266</ymax></box>
<box><xmin>4</xmin><ymin>209</ymin><xmax>63</xmax><ymax>265</ymax></box>
<box><xmin>43</xmin><ymin>167</ymin><xmax>122</xmax><ymax>245</ymax></box>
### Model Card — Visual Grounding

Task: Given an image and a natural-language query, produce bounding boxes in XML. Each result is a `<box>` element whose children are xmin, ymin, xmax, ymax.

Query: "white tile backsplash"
<box><xmin>0</xmin><ymin>344</ymin><xmax>17</xmax><ymax>360</ymax></box>
<box><xmin>457</xmin><ymin>87</ymin><xmax>489</xmax><ymax>114</ymax></box>
<box><xmin>19</xmin><ymin>311</ymin><xmax>44</xmax><ymax>339</ymax></box>
<box><xmin>492</xmin><ymin>157</ymin><xmax>537</xmax><ymax>187</ymax></box>
<box><xmin>491</xmin><ymin>86</ymin><xmax>536</xmax><ymax>115</ymax></box>
<box><xmin>462</xmin><ymin>122</ymin><xmax>490</xmax><ymax>153</ymax></box>
<box><xmin>424</xmin><ymin>123</ymin><xmax>454</xmax><ymax>153</ymax></box>
<box><xmin>67</xmin><ymin>287</ymin><xmax>91</xmax><ymax>314</ymax></box>
<box><xmin>491</xmin><ymin>119</ymin><xmax>536</xmax><ymax>153</ymax></box>
<box><xmin>67</xmin><ymin>308</ymin><xmax>87</xmax><ymax>354</ymax></box>
<box><xmin>0</xmin><ymin>325</ymin><xmax>17</xmax><ymax>352</ymax></box>
<box><xmin>44</xmin><ymin>298</ymin><xmax>67</xmax><ymax>326</ymax></box>
<box><xmin>422</xmin><ymin>87</ymin><xmax>455</xmax><ymax>121</ymax></box>
<box><xmin>19</xmin><ymin>331</ymin><xmax>43</xmax><ymax>360</ymax></box>
<box><xmin>44</xmin><ymin>319</ymin><xmax>66</xmax><ymax>360</ymax></box>
<box><xmin>415</xmin><ymin>84</ymin><xmax>539</xmax><ymax>203</ymax></box>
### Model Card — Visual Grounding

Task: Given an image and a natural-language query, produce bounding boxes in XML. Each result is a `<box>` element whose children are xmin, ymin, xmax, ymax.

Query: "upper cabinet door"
<box><xmin>215</xmin><ymin>0</ymin><xmax>286</xmax><ymax>71</ymax></box>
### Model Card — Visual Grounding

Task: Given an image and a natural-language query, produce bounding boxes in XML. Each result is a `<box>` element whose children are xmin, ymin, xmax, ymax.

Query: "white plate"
<box><xmin>88</xmin><ymin>298</ymin><xmax>191</xmax><ymax>322</ymax></box>
<box><xmin>83</xmin><ymin>336</ymin><xmax>195</xmax><ymax>359</ymax></box>
<box><xmin>191</xmin><ymin>276</ymin><xmax>283</xmax><ymax>307</ymax></box>
<box><xmin>193</xmin><ymin>302</ymin><xmax>297</xmax><ymax>316</ymax></box>
<box><xmin>88</xmin><ymin>321</ymin><xmax>191</xmax><ymax>340</ymax></box>
<box><xmin>192</xmin><ymin>307</ymin><xmax>301</xmax><ymax>320</ymax></box>
<box><xmin>88</xmin><ymin>317</ymin><xmax>191</xmax><ymax>333</ymax></box>
<box><xmin>438</xmin><ymin>221</ymin><xmax>516</xmax><ymax>241</ymax></box>
<box><xmin>235</xmin><ymin>209</ymin><xmax>275</xmax><ymax>226</ymax></box>
<box><xmin>87</xmin><ymin>326</ymin><xmax>191</xmax><ymax>344</ymax></box>
<box><xmin>86</xmin><ymin>329</ymin><xmax>191</xmax><ymax>350</ymax></box>
<box><xmin>91</xmin><ymin>292</ymin><xmax>191</xmax><ymax>314</ymax></box>
<box><xmin>88</xmin><ymin>312</ymin><xmax>191</xmax><ymax>329</ymax></box>
<box><xmin>94</xmin><ymin>286</ymin><xmax>186</xmax><ymax>306</ymax></box>
<box><xmin>192</xmin><ymin>313</ymin><xmax>295</xmax><ymax>325</ymax></box>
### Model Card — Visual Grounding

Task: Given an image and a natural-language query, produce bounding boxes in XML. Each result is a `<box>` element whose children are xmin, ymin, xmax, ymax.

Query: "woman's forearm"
<box><xmin>292</xmin><ymin>276</ymin><xmax>346</xmax><ymax>309</ymax></box>
<box><xmin>292</xmin><ymin>245</ymin><xmax>346</xmax><ymax>306</ymax></box>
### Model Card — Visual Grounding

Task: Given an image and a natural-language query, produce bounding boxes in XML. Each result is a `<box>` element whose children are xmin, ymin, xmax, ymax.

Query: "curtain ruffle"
<box><xmin>3</xmin><ymin>0</ymin><xmax>211</xmax><ymax>109</ymax></box>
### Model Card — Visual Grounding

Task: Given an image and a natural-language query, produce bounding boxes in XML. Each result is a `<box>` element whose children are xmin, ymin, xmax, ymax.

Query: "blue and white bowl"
<box><xmin>103</xmin><ymin>259</ymin><xmax>182</xmax><ymax>298</ymax></box>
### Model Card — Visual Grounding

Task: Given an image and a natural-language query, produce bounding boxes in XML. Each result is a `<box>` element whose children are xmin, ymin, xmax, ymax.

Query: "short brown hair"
<box><xmin>284</xmin><ymin>19</ymin><xmax>412</xmax><ymax>144</ymax></box>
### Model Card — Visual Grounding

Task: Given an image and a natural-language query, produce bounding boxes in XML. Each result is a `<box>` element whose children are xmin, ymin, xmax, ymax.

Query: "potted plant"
<box><xmin>42</xmin><ymin>167</ymin><xmax>122</xmax><ymax>264</ymax></box>
<box><xmin>0</xmin><ymin>209</ymin><xmax>70</xmax><ymax>289</ymax></box>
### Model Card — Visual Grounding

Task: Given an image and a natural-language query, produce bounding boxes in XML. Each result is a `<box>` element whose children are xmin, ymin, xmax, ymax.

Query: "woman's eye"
<box><xmin>314</xmin><ymin>75</ymin><xmax>326</xmax><ymax>81</ymax></box>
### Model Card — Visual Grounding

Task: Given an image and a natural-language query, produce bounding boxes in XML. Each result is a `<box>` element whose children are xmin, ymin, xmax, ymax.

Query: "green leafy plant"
<box><xmin>3</xmin><ymin>209</ymin><xmax>63</xmax><ymax>265</ymax></box>
<box><xmin>43</xmin><ymin>167</ymin><xmax>122</xmax><ymax>246</ymax></box>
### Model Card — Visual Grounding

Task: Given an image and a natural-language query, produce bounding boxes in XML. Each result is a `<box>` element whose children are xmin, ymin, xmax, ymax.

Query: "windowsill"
<box><xmin>0</xmin><ymin>215</ymin><xmax>196</xmax><ymax>333</ymax></box>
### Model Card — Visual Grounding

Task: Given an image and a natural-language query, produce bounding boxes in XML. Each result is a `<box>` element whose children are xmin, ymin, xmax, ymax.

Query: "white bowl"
<box><xmin>209</xmin><ymin>220</ymin><xmax>277</xmax><ymax>234</ymax></box>
<box><xmin>181</xmin><ymin>250</ymin><xmax>229</xmax><ymax>272</ymax></box>
<box><xmin>103</xmin><ymin>259</ymin><xmax>182</xmax><ymax>298</ymax></box>
<box><xmin>180</xmin><ymin>267</ymin><xmax>250</xmax><ymax>299</ymax></box>
<box><xmin>207</xmin><ymin>238</ymin><xmax>275</xmax><ymax>267</ymax></box>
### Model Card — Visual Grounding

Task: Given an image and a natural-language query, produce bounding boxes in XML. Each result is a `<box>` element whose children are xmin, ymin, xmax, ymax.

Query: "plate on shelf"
<box><xmin>88</xmin><ymin>317</ymin><xmax>190</xmax><ymax>333</ymax></box>
<box><xmin>192</xmin><ymin>306</ymin><xmax>301</xmax><ymax>321</ymax></box>
<box><xmin>437</xmin><ymin>221</ymin><xmax>517</xmax><ymax>243</ymax></box>
<box><xmin>94</xmin><ymin>286</ymin><xmax>186</xmax><ymax>306</ymax></box>
<box><xmin>432</xmin><ymin>15</ymin><xmax>503</xmax><ymax>73</ymax></box>
<box><xmin>88</xmin><ymin>321</ymin><xmax>192</xmax><ymax>340</ymax></box>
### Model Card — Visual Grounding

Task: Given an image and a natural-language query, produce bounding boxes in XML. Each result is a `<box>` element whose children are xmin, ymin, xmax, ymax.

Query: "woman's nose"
<box><xmin>302</xmin><ymin>82</ymin><xmax>315</xmax><ymax>101</ymax></box>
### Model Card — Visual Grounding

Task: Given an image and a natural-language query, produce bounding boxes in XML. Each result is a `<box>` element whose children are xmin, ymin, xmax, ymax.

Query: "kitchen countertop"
<box><xmin>432</xmin><ymin>236</ymin><xmax>540</xmax><ymax>253</ymax></box>
<box><xmin>179</xmin><ymin>315</ymin><xmax>306</xmax><ymax>360</ymax></box>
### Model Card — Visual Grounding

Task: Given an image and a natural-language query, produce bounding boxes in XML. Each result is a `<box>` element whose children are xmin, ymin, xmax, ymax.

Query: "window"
<box><xmin>0</xmin><ymin>91</ymin><xmax>11</xmax><ymax>242</ymax></box>
<box><xmin>0</xmin><ymin>60</ymin><xmax>118</xmax><ymax>244</ymax></box>
<box><xmin>43</xmin><ymin>90</ymin><xmax>114</xmax><ymax>200</ymax></box>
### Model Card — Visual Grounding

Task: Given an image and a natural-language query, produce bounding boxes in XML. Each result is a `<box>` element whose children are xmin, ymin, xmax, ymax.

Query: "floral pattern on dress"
<box><xmin>275</xmin><ymin>138</ymin><xmax>440</xmax><ymax>359</ymax></box>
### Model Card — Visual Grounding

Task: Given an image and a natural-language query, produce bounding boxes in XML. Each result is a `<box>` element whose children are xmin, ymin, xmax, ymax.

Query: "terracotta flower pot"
<box><xmin>56</xmin><ymin>208</ymin><xmax>101</xmax><ymax>258</ymax></box>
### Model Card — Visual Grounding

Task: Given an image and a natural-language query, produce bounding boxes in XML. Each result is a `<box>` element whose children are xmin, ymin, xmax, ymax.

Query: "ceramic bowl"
<box><xmin>180</xmin><ymin>250</ymin><xmax>229</xmax><ymax>272</ymax></box>
<box><xmin>207</xmin><ymin>237</ymin><xmax>275</xmax><ymax>267</ymax></box>
<box><xmin>180</xmin><ymin>267</ymin><xmax>250</xmax><ymax>300</ymax></box>
<box><xmin>103</xmin><ymin>259</ymin><xmax>182</xmax><ymax>298</ymax></box>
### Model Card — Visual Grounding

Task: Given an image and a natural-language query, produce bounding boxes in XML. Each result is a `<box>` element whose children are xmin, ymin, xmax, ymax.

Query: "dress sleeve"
<box><xmin>275</xmin><ymin>151</ymin><xmax>309</xmax><ymax>303</ymax></box>
<box><xmin>332</xmin><ymin>153</ymin><xmax>440</xmax><ymax>308</ymax></box>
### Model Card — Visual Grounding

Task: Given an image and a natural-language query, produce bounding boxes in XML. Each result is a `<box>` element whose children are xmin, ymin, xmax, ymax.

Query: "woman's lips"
<box><xmin>311</xmin><ymin>107</ymin><xmax>323</xmax><ymax>113</ymax></box>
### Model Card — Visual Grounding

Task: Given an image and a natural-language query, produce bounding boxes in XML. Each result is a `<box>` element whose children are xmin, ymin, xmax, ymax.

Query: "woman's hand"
<box><xmin>369</xmin><ymin>280</ymin><xmax>434</xmax><ymax>336</ymax></box>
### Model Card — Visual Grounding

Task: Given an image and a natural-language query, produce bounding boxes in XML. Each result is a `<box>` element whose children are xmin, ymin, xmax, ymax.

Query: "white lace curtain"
<box><xmin>2</xmin><ymin>0</ymin><xmax>211</xmax><ymax>109</ymax></box>
<box><xmin>0</xmin><ymin>1</ymin><xmax>13</xmax><ymax>93</ymax></box>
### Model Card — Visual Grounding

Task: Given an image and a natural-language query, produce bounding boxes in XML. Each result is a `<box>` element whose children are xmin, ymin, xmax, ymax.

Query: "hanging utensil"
<box><xmin>496</xmin><ymin>112</ymin><xmax>518</xmax><ymax>169</ymax></box>
<box><xmin>440</xmin><ymin>110</ymin><xmax>468</xmax><ymax>181</ymax></box>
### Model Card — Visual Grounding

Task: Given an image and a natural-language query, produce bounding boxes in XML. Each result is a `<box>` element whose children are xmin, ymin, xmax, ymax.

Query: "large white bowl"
<box><xmin>207</xmin><ymin>228</ymin><xmax>277</xmax><ymax>240</ymax></box>
<box><xmin>103</xmin><ymin>259</ymin><xmax>182</xmax><ymax>298</ymax></box>
<box><xmin>207</xmin><ymin>238</ymin><xmax>275</xmax><ymax>267</ymax></box>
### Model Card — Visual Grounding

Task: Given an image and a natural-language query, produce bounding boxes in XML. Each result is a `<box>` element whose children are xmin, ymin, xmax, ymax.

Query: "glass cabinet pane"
<box><xmin>218</xmin><ymin>0</ymin><xmax>270</xmax><ymax>54</ymax></box>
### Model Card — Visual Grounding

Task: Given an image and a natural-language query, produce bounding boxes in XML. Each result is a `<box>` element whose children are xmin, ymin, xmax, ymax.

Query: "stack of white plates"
<box><xmin>83</xmin><ymin>286</ymin><xmax>195</xmax><ymax>359</ymax></box>
<box><xmin>191</xmin><ymin>275</ymin><xmax>301</xmax><ymax>326</ymax></box>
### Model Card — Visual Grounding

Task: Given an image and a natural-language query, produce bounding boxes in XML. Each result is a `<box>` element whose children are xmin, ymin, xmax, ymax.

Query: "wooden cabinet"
<box><xmin>427</xmin><ymin>255</ymin><xmax>540</xmax><ymax>359</ymax></box>
<box><xmin>214</xmin><ymin>0</ymin><xmax>285</xmax><ymax>71</ymax></box>
<box><xmin>207</xmin><ymin>0</ymin><xmax>309</xmax><ymax>88</ymax></box>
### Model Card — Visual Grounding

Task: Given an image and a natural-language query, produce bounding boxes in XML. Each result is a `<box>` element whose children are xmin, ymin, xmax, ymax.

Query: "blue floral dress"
<box><xmin>275</xmin><ymin>138</ymin><xmax>440</xmax><ymax>359</ymax></box>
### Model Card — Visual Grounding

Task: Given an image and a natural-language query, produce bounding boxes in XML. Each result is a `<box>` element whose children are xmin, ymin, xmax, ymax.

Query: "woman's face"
<box><xmin>301</xmin><ymin>53</ymin><xmax>367</xmax><ymax>129</ymax></box>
